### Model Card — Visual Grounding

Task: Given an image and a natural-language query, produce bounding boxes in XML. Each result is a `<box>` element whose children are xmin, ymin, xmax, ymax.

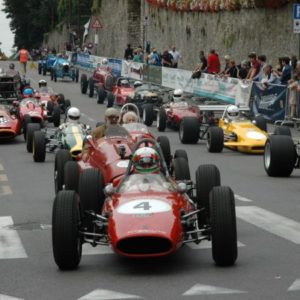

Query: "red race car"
<box><xmin>109</xmin><ymin>77</ymin><xmax>135</xmax><ymax>107</ymax></box>
<box><xmin>52</xmin><ymin>137</ymin><xmax>237</xmax><ymax>270</ymax></box>
<box><xmin>0</xmin><ymin>102</ymin><xmax>22</xmax><ymax>140</ymax></box>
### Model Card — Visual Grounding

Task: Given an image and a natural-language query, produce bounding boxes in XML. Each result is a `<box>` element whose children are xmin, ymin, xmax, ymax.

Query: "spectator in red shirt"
<box><xmin>246</xmin><ymin>52</ymin><xmax>261</xmax><ymax>80</ymax></box>
<box><xmin>207</xmin><ymin>49</ymin><xmax>220</xmax><ymax>74</ymax></box>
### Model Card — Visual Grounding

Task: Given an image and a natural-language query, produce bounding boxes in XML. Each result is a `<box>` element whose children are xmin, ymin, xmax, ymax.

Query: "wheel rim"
<box><xmin>264</xmin><ymin>142</ymin><xmax>271</xmax><ymax>169</ymax></box>
<box><xmin>143</xmin><ymin>109</ymin><xmax>146</xmax><ymax>122</ymax></box>
<box><xmin>157</xmin><ymin>113</ymin><xmax>160</xmax><ymax>128</ymax></box>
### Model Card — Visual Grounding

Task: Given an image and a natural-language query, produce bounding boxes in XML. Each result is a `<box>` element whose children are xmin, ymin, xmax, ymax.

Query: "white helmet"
<box><xmin>173</xmin><ymin>89</ymin><xmax>183</xmax><ymax>102</ymax></box>
<box><xmin>67</xmin><ymin>107</ymin><xmax>81</xmax><ymax>122</ymax></box>
<box><xmin>102</xmin><ymin>58</ymin><xmax>108</xmax><ymax>65</ymax></box>
<box><xmin>38</xmin><ymin>79</ymin><xmax>47</xmax><ymax>88</ymax></box>
<box><xmin>227</xmin><ymin>105</ymin><xmax>240</xmax><ymax>121</ymax></box>
<box><xmin>133</xmin><ymin>81</ymin><xmax>143</xmax><ymax>88</ymax></box>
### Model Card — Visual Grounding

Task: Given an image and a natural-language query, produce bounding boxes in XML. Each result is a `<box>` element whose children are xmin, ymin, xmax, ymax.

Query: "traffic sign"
<box><xmin>92</xmin><ymin>18</ymin><xmax>103</xmax><ymax>29</ymax></box>
<box><xmin>293</xmin><ymin>3</ymin><xmax>300</xmax><ymax>34</ymax></box>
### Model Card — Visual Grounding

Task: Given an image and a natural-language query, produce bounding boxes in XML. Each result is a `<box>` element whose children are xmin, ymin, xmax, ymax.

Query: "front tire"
<box><xmin>26</xmin><ymin>123</ymin><xmax>40</xmax><ymax>153</ymax></box>
<box><xmin>207</xmin><ymin>126</ymin><xmax>224</xmax><ymax>153</ymax></box>
<box><xmin>157</xmin><ymin>109</ymin><xmax>167</xmax><ymax>132</ymax></box>
<box><xmin>142</xmin><ymin>104</ymin><xmax>154</xmax><ymax>126</ymax></box>
<box><xmin>210</xmin><ymin>186</ymin><xmax>237</xmax><ymax>266</ymax></box>
<box><xmin>264</xmin><ymin>135</ymin><xmax>296</xmax><ymax>177</ymax></box>
<box><xmin>52</xmin><ymin>190</ymin><xmax>82</xmax><ymax>270</ymax></box>
<box><xmin>80</xmin><ymin>74</ymin><xmax>88</xmax><ymax>94</ymax></box>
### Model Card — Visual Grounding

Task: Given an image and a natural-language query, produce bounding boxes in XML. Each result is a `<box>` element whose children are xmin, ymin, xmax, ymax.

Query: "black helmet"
<box><xmin>9</xmin><ymin>63</ymin><xmax>15</xmax><ymax>70</ymax></box>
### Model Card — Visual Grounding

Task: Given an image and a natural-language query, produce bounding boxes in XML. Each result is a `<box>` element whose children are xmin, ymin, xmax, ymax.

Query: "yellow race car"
<box><xmin>179</xmin><ymin>104</ymin><xmax>269</xmax><ymax>154</ymax></box>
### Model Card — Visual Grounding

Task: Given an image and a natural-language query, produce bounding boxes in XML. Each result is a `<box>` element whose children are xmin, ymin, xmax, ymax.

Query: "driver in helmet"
<box><xmin>226</xmin><ymin>105</ymin><xmax>240</xmax><ymax>122</ymax></box>
<box><xmin>132</xmin><ymin>147</ymin><xmax>160</xmax><ymax>174</ymax></box>
<box><xmin>38</xmin><ymin>79</ymin><xmax>47</xmax><ymax>88</ymax></box>
<box><xmin>133</xmin><ymin>81</ymin><xmax>143</xmax><ymax>88</ymax></box>
<box><xmin>120</xmin><ymin>79</ymin><xmax>130</xmax><ymax>88</ymax></box>
<box><xmin>59</xmin><ymin>107</ymin><xmax>90</xmax><ymax>131</ymax></box>
<box><xmin>6</xmin><ymin>63</ymin><xmax>21</xmax><ymax>80</ymax></box>
<box><xmin>22</xmin><ymin>87</ymin><xmax>34</xmax><ymax>98</ymax></box>
<box><xmin>171</xmin><ymin>89</ymin><xmax>184</xmax><ymax>103</ymax></box>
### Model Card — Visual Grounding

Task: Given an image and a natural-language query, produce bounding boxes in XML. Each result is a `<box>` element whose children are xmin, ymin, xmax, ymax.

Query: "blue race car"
<box><xmin>38</xmin><ymin>54</ymin><xmax>57</xmax><ymax>76</ymax></box>
<box><xmin>51</xmin><ymin>57</ymin><xmax>79</xmax><ymax>82</ymax></box>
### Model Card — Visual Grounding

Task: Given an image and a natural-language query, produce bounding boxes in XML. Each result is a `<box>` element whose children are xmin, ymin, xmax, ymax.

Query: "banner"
<box><xmin>121</xmin><ymin>60</ymin><xmax>143</xmax><ymax>80</ymax></box>
<box><xmin>143</xmin><ymin>65</ymin><xmax>162</xmax><ymax>85</ymax></box>
<box><xmin>251</xmin><ymin>82</ymin><xmax>287</xmax><ymax>122</ymax></box>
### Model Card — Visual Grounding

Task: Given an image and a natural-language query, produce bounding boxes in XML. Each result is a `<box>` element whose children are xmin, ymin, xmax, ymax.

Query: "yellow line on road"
<box><xmin>0</xmin><ymin>185</ymin><xmax>12</xmax><ymax>195</ymax></box>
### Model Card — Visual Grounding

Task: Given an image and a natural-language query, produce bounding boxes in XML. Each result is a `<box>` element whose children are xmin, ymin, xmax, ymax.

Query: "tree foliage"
<box><xmin>2</xmin><ymin>0</ymin><xmax>93</xmax><ymax>50</ymax></box>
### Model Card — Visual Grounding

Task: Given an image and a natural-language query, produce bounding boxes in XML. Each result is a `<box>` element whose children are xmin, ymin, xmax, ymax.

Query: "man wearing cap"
<box><xmin>82</xmin><ymin>107</ymin><xmax>121</xmax><ymax>158</ymax></box>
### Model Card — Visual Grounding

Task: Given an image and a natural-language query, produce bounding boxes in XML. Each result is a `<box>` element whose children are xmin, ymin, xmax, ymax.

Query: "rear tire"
<box><xmin>54</xmin><ymin>150</ymin><xmax>72</xmax><ymax>194</ymax></box>
<box><xmin>64</xmin><ymin>161</ymin><xmax>80</xmax><ymax>192</ymax></box>
<box><xmin>80</xmin><ymin>74</ymin><xmax>88</xmax><ymax>94</ymax></box>
<box><xmin>79</xmin><ymin>168</ymin><xmax>105</xmax><ymax>214</ymax></box>
<box><xmin>97</xmin><ymin>86</ymin><xmax>106</xmax><ymax>104</ymax></box>
<box><xmin>33</xmin><ymin>131</ymin><xmax>46</xmax><ymax>162</ymax></box>
<box><xmin>107</xmin><ymin>92</ymin><xmax>115</xmax><ymax>108</ymax></box>
<box><xmin>142</xmin><ymin>104</ymin><xmax>154</xmax><ymax>126</ymax></box>
<box><xmin>52</xmin><ymin>106</ymin><xmax>61</xmax><ymax>127</ymax></box>
<box><xmin>52</xmin><ymin>190</ymin><xmax>82</xmax><ymax>270</ymax></box>
<box><xmin>157</xmin><ymin>136</ymin><xmax>172</xmax><ymax>167</ymax></box>
<box><xmin>157</xmin><ymin>109</ymin><xmax>167</xmax><ymax>132</ymax></box>
<box><xmin>179</xmin><ymin>117</ymin><xmax>199</xmax><ymax>144</ymax></box>
<box><xmin>173</xmin><ymin>157</ymin><xmax>190</xmax><ymax>180</ymax></box>
<box><xmin>210</xmin><ymin>186</ymin><xmax>237</xmax><ymax>266</ymax></box>
<box><xmin>274</xmin><ymin>126</ymin><xmax>291</xmax><ymax>136</ymax></box>
<box><xmin>88</xmin><ymin>78</ymin><xmax>94</xmax><ymax>97</ymax></box>
<box><xmin>174</xmin><ymin>149</ymin><xmax>188</xmax><ymax>162</ymax></box>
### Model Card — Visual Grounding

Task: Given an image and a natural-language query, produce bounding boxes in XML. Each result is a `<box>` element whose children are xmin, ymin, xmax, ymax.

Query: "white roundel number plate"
<box><xmin>117</xmin><ymin>199</ymin><xmax>171</xmax><ymax>214</ymax></box>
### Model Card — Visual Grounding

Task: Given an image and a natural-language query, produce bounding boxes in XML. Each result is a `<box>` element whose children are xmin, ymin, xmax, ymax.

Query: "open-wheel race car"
<box><xmin>179</xmin><ymin>104</ymin><xmax>268</xmax><ymax>154</ymax></box>
<box><xmin>80</xmin><ymin>61</ymin><xmax>115</xmax><ymax>105</ymax></box>
<box><xmin>26</xmin><ymin>121</ymin><xmax>89</xmax><ymax>162</ymax></box>
<box><xmin>38</xmin><ymin>53</ymin><xmax>57</xmax><ymax>75</ymax></box>
<box><xmin>51</xmin><ymin>57</ymin><xmax>79</xmax><ymax>82</ymax></box>
<box><xmin>126</xmin><ymin>82</ymin><xmax>167</xmax><ymax>126</ymax></box>
<box><xmin>0</xmin><ymin>101</ymin><xmax>22</xmax><ymax>140</ymax></box>
<box><xmin>0</xmin><ymin>73</ymin><xmax>21</xmax><ymax>101</ymax></box>
<box><xmin>263</xmin><ymin>126</ymin><xmax>299</xmax><ymax>177</ymax></box>
<box><xmin>52</xmin><ymin>137</ymin><xmax>237</xmax><ymax>270</ymax></box>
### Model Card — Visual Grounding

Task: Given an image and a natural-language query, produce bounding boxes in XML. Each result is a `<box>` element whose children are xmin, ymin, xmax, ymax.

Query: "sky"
<box><xmin>0</xmin><ymin>0</ymin><xmax>15</xmax><ymax>55</ymax></box>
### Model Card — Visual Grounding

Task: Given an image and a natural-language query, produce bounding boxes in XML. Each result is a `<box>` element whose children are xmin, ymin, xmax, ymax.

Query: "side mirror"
<box><xmin>104</xmin><ymin>183</ymin><xmax>115</xmax><ymax>196</ymax></box>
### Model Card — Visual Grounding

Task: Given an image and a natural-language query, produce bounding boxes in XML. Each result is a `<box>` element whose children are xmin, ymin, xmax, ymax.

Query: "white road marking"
<box><xmin>78</xmin><ymin>289</ymin><xmax>142</xmax><ymax>300</ymax></box>
<box><xmin>235</xmin><ymin>194</ymin><xmax>252</xmax><ymax>202</ymax></box>
<box><xmin>288</xmin><ymin>279</ymin><xmax>300</xmax><ymax>291</ymax></box>
<box><xmin>0</xmin><ymin>295</ymin><xmax>24</xmax><ymax>300</ymax></box>
<box><xmin>0</xmin><ymin>217</ymin><xmax>27</xmax><ymax>259</ymax></box>
<box><xmin>187</xmin><ymin>240</ymin><xmax>244</xmax><ymax>250</ymax></box>
<box><xmin>0</xmin><ymin>174</ymin><xmax>8</xmax><ymax>181</ymax></box>
<box><xmin>81</xmin><ymin>112</ymin><xmax>96</xmax><ymax>123</ymax></box>
<box><xmin>182</xmin><ymin>284</ymin><xmax>246</xmax><ymax>295</ymax></box>
<box><xmin>0</xmin><ymin>186</ymin><xmax>12</xmax><ymax>196</ymax></box>
<box><xmin>236</xmin><ymin>206</ymin><xmax>300</xmax><ymax>244</ymax></box>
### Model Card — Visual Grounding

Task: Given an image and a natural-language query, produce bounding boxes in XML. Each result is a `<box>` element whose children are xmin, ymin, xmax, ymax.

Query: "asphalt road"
<box><xmin>0</xmin><ymin>62</ymin><xmax>299</xmax><ymax>300</ymax></box>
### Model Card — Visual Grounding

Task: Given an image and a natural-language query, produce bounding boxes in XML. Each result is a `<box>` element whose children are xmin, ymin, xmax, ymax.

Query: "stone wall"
<box><xmin>45</xmin><ymin>0</ymin><xmax>299</xmax><ymax>71</ymax></box>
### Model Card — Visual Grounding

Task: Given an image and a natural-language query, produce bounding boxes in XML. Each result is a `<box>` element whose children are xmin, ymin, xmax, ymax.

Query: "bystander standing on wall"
<box><xmin>287</xmin><ymin>74</ymin><xmax>299</xmax><ymax>119</ymax></box>
<box><xmin>169</xmin><ymin>45</ymin><xmax>182</xmax><ymax>68</ymax></box>
<box><xmin>207</xmin><ymin>49</ymin><xmax>220</xmax><ymax>74</ymax></box>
